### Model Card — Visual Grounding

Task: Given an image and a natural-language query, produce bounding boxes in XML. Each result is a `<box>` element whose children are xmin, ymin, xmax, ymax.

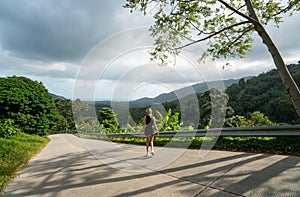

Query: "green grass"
<box><xmin>0</xmin><ymin>133</ymin><xmax>49</xmax><ymax>193</ymax></box>
<box><xmin>80</xmin><ymin>135</ymin><xmax>300</xmax><ymax>157</ymax></box>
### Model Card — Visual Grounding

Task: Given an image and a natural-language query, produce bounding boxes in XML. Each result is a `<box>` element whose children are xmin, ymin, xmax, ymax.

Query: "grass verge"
<box><xmin>0</xmin><ymin>133</ymin><xmax>49</xmax><ymax>193</ymax></box>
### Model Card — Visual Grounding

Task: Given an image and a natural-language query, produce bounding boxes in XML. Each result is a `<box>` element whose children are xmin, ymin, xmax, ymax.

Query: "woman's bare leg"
<box><xmin>149</xmin><ymin>136</ymin><xmax>154</xmax><ymax>154</ymax></box>
<box><xmin>146</xmin><ymin>136</ymin><xmax>149</xmax><ymax>154</ymax></box>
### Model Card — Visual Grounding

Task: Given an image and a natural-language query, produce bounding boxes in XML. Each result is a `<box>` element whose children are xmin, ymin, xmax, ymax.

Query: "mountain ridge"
<box><xmin>130</xmin><ymin>77</ymin><xmax>252</xmax><ymax>107</ymax></box>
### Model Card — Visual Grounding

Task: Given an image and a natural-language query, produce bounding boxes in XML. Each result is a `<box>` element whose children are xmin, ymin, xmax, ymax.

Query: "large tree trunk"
<box><xmin>246</xmin><ymin>0</ymin><xmax>300</xmax><ymax>117</ymax></box>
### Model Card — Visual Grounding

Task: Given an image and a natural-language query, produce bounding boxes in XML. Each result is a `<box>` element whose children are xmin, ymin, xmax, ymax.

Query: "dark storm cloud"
<box><xmin>0</xmin><ymin>0</ymin><xmax>123</xmax><ymax>63</ymax></box>
<box><xmin>0</xmin><ymin>1</ymin><xmax>299</xmax><ymax>100</ymax></box>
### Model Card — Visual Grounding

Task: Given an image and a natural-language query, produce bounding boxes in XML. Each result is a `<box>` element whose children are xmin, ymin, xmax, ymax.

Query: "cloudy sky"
<box><xmin>0</xmin><ymin>0</ymin><xmax>299</xmax><ymax>101</ymax></box>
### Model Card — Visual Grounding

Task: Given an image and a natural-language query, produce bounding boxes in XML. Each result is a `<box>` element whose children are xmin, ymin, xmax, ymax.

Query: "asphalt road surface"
<box><xmin>4</xmin><ymin>134</ymin><xmax>300</xmax><ymax>196</ymax></box>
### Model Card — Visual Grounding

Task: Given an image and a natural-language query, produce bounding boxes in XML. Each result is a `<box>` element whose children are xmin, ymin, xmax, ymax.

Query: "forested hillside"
<box><xmin>130</xmin><ymin>78</ymin><xmax>246</xmax><ymax>107</ymax></box>
<box><xmin>226</xmin><ymin>63</ymin><xmax>300</xmax><ymax>124</ymax></box>
<box><xmin>129</xmin><ymin>63</ymin><xmax>300</xmax><ymax>126</ymax></box>
<box><xmin>92</xmin><ymin>63</ymin><xmax>300</xmax><ymax>127</ymax></box>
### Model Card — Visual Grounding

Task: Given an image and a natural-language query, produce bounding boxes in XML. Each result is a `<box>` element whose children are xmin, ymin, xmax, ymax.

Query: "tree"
<box><xmin>97</xmin><ymin>107</ymin><xmax>119</xmax><ymax>133</ymax></box>
<box><xmin>250</xmin><ymin>111</ymin><xmax>276</xmax><ymax>126</ymax></box>
<box><xmin>224</xmin><ymin>111</ymin><xmax>276</xmax><ymax>127</ymax></box>
<box><xmin>124</xmin><ymin>0</ymin><xmax>300</xmax><ymax>117</ymax></box>
<box><xmin>198</xmin><ymin>88</ymin><xmax>231</xmax><ymax>129</ymax></box>
<box><xmin>224</xmin><ymin>115</ymin><xmax>249</xmax><ymax>127</ymax></box>
<box><xmin>266</xmin><ymin>97</ymin><xmax>298</xmax><ymax>124</ymax></box>
<box><xmin>225</xmin><ymin>64</ymin><xmax>300</xmax><ymax>124</ymax></box>
<box><xmin>156</xmin><ymin>108</ymin><xmax>181</xmax><ymax>131</ymax></box>
<box><xmin>55</xmin><ymin>98</ymin><xmax>76</xmax><ymax>131</ymax></box>
<box><xmin>0</xmin><ymin>76</ymin><xmax>63</xmax><ymax>135</ymax></box>
<box><xmin>72</xmin><ymin>98</ymin><xmax>91</xmax><ymax>128</ymax></box>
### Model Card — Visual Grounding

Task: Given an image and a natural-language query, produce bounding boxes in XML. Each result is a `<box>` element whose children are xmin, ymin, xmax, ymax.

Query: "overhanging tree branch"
<box><xmin>217</xmin><ymin>0</ymin><xmax>258</xmax><ymax>24</ymax></box>
<box><xmin>189</xmin><ymin>21</ymin><xmax>212</xmax><ymax>35</ymax></box>
<box><xmin>174</xmin><ymin>21</ymin><xmax>252</xmax><ymax>50</ymax></box>
<box><xmin>273</xmin><ymin>0</ymin><xmax>300</xmax><ymax>17</ymax></box>
<box><xmin>219</xmin><ymin>27</ymin><xmax>253</xmax><ymax>56</ymax></box>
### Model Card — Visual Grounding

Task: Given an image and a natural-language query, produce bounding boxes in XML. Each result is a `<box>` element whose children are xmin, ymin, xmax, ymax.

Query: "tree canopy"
<box><xmin>125</xmin><ymin>0</ymin><xmax>299</xmax><ymax>63</ymax></box>
<box><xmin>97</xmin><ymin>107</ymin><xmax>119</xmax><ymax>132</ymax></box>
<box><xmin>55</xmin><ymin>98</ymin><xmax>76</xmax><ymax>131</ymax></box>
<box><xmin>0</xmin><ymin>76</ymin><xmax>63</xmax><ymax>135</ymax></box>
<box><xmin>198</xmin><ymin>88</ymin><xmax>232</xmax><ymax>128</ymax></box>
<box><xmin>124</xmin><ymin>0</ymin><xmax>300</xmax><ymax>117</ymax></box>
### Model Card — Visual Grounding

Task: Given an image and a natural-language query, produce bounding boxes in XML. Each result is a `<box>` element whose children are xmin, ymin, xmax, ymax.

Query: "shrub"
<box><xmin>0</xmin><ymin>119</ymin><xmax>20</xmax><ymax>138</ymax></box>
<box><xmin>97</xmin><ymin>107</ymin><xmax>119</xmax><ymax>133</ymax></box>
<box><xmin>156</xmin><ymin>109</ymin><xmax>181</xmax><ymax>131</ymax></box>
<box><xmin>0</xmin><ymin>76</ymin><xmax>63</xmax><ymax>135</ymax></box>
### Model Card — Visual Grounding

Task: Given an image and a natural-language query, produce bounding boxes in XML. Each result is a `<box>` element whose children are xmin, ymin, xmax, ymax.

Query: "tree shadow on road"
<box><xmin>4</xmin><ymin>138</ymin><xmax>300</xmax><ymax>197</ymax></box>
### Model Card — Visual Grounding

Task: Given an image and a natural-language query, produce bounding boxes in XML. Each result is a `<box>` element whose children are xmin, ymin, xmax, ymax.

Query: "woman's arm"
<box><xmin>153</xmin><ymin>117</ymin><xmax>159</xmax><ymax>136</ymax></box>
<box><xmin>142</xmin><ymin>116</ymin><xmax>146</xmax><ymax>131</ymax></box>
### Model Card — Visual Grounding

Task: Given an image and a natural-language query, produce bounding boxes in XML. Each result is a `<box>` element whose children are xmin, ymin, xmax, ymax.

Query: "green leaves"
<box><xmin>97</xmin><ymin>107</ymin><xmax>119</xmax><ymax>133</ymax></box>
<box><xmin>225</xmin><ymin>64</ymin><xmax>300</xmax><ymax>124</ymax></box>
<box><xmin>199</xmin><ymin>88</ymin><xmax>230</xmax><ymax>129</ymax></box>
<box><xmin>54</xmin><ymin>98</ymin><xmax>76</xmax><ymax>130</ymax></box>
<box><xmin>250</xmin><ymin>111</ymin><xmax>276</xmax><ymax>126</ymax></box>
<box><xmin>0</xmin><ymin>76</ymin><xmax>63</xmax><ymax>135</ymax></box>
<box><xmin>124</xmin><ymin>0</ymin><xmax>298</xmax><ymax>64</ymax></box>
<box><xmin>156</xmin><ymin>108</ymin><xmax>181</xmax><ymax>131</ymax></box>
<box><xmin>0</xmin><ymin>119</ymin><xmax>20</xmax><ymax>138</ymax></box>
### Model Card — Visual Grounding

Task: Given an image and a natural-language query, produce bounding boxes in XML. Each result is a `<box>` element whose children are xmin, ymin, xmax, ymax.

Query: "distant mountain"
<box><xmin>130</xmin><ymin>77</ymin><xmax>252</xmax><ymax>107</ymax></box>
<box><xmin>50</xmin><ymin>93</ymin><xmax>66</xmax><ymax>100</ymax></box>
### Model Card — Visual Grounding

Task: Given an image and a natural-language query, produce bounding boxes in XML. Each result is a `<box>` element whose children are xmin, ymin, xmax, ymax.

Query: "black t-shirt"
<box><xmin>146</xmin><ymin>115</ymin><xmax>153</xmax><ymax>125</ymax></box>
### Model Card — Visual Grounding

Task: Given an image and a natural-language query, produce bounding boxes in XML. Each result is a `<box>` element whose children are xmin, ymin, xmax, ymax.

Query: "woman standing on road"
<box><xmin>143</xmin><ymin>108</ymin><xmax>159</xmax><ymax>157</ymax></box>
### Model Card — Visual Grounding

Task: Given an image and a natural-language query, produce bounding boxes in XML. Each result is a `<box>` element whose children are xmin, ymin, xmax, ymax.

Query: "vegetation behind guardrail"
<box><xmin>51</xmin><ymin>126</ymin><xmax>300</xmax><ymax>157</ymax></box>
<box><xmin>71</xmin><ymin>125</ymin><xmax>300</xmax><ymax>138</ymax></box>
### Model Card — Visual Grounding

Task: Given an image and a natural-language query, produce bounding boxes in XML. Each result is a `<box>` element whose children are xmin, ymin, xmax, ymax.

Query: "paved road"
<box><xmin>4</xmin><ymin>134</ymin><xmax>300</xmax><ymax>196</ymax></box>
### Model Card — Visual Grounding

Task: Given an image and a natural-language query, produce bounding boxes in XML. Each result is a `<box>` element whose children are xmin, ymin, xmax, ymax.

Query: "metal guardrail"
<box><xmin>51</xmin><ymin>130</ymin><xmax>78</xmax><ymax>134</ymax></box>
<box><xmin>73</xmin><ymin>125</ymin><xmax>300</xmax><ymax>138</ymax></box>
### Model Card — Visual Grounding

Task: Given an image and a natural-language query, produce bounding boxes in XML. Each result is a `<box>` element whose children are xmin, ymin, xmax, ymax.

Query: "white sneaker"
<box><xmin>151</xmin><ymin>151</ymin><xmax>155</xmax><ymax>156</ymax></box>
<box><xmin>146</xmin><ymin>153</ymin><xmax>151</xmax><ymax>157</ymax></box>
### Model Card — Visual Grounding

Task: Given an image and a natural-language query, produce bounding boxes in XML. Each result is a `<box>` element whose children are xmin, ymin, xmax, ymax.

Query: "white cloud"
<box><xmin>0</xmin><ymin>51</ymin><xmax>79</xmax><ymax>78</ymax></box>
<box><xmin>0</xmin><ymin>1</ymin><xmax>299</xmax><ymax>100</ymax></box>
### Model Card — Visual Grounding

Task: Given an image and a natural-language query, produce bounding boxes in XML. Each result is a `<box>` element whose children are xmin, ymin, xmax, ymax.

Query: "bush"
<box><xmin>0</xmin><ymin>119</ymin><xmax>20</xmax><ymax>138</ymax></box>
<box><xmin>156</xmin><ymin>109</ymin><xmax>181</xmax><ymax>131</ymax></box>
<box><xmin>0</xmin><ymin>76</ymin><xmax>63</xmax><ymax>135</ymax></box>
<box><xmin>97</xmin><ymin>107</ymin><xmax>119</xmax><ymax>133</ymax></box>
